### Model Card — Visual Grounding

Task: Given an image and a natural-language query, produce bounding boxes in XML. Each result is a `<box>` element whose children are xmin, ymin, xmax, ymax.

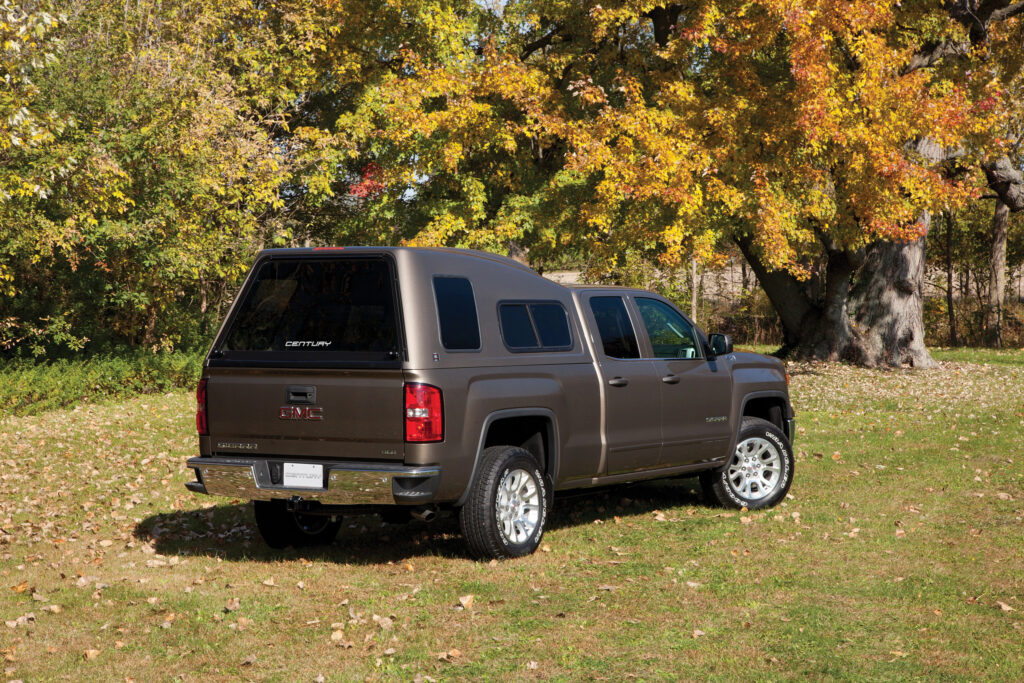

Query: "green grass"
<box><xmin>1</xmin><ymin>350</ymin><xmax>1022</xmax><ymax>680</ymax></box>
<box><xmin>0</xmin><ymin>349</ymin><xmax>204</xmax><ymax>417</ymax></box>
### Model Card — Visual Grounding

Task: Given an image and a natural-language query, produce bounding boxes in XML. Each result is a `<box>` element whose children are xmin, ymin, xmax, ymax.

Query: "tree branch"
<box><xmin>983</xmin><ymin>157</ymin><xmax>1024</xmax><ymax>212</ymax></box>
<box><xmin>992</xmin><ymin>0</ymin><xmax>1024</xmax><ymax>21</ymax></box>
<box><xmin>520</xmin><ymin>25</ymin><xmax>566</xmax><ymax>61</ymax></box>
<box><xmin>901</xmin><ymin>39</ymin><xmax>969</xmax><ymax>75</ymax></box>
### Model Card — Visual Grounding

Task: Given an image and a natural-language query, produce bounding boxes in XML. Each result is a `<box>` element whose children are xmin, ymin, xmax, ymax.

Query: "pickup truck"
<box><xmin>186</xmin><ymin>247</ymin><xmax>795</xmax><ymax>559</ymax></box>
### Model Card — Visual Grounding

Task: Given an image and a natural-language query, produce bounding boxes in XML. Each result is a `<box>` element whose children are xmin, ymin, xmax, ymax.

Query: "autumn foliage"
<box><xmin>1</xmin><ymin>0</ymin><xmax>1022</xmax><ymax>356</ymax></box>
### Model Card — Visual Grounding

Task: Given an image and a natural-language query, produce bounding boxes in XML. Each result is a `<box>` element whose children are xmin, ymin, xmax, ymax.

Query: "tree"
<box><xmin>0</xmin><ymin>1</ymin><xmax>65</xmax><ymax>347</ymax></box>
<box><xmin>341</xmin><ymin>1</ymin><xmax>1021</xmax><ymax>366</ymax></box>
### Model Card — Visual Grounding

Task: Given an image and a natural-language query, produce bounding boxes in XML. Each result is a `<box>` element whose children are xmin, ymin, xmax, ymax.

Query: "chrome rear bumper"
<box><xmin>186</xmin><ymin>457</ymin><xmax>441</xmax><ymax>505</ymax></box>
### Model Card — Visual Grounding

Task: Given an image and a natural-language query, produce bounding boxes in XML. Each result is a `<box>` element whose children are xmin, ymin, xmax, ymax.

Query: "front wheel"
<box><xmin>701</xmin><ymin>417</ymin><xmax>794</xmax><ymax>510</ymax></box>
<box><xmin>459</xmin><ymin>446</ymin><xmax>550</xmax><ymax>560</ymax></box>
<box><xmin>253</xmin><ymin>499</ymin><xmax>342</xmax><ymax>549</ymax></box>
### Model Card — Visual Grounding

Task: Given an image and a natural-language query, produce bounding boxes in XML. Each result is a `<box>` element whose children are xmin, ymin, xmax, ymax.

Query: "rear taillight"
<box><xmin>404</xmin><ymin>383</ymin><xmax>443</xmax><ymax>442</ymax></box>
<box><xmin>196</xmin><ymin>378</ymin><xmax>208</xmax><ymax>436</ymax></box>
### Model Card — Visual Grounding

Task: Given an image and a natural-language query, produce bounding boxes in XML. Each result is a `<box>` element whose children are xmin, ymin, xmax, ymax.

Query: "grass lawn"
<box><xmin>2</xmin><ymin>351</ymin><xmax>1022</xmax><ymax>681</ymax></box>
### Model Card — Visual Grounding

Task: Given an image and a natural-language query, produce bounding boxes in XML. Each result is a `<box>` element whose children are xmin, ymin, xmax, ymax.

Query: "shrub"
<box><xmin>0</xmin><ymin>349</ymin><xmax>204</xmax><ymax>417</ymax></box>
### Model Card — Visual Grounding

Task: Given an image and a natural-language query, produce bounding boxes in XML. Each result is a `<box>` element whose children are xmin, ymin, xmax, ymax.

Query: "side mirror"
<box><xmin>709</xmin><ymin>333</ymin><xmax>733</xmax><ymax>357</ymax></box>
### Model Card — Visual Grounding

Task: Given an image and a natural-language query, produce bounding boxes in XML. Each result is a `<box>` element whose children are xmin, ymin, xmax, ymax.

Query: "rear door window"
<box><xmin>218</xmin><ymin>257</ymin><xmax>400</xmax><ymax>362</ymax></box>
<box><xmin>588</xmin><ymin>296</ymin><xmax>640</xmax><ymax>359</ymax></box>
<box><xmin>433</xmin><ymin>276</ymin><xmax>480</xmax><ymax>351</ymax></box>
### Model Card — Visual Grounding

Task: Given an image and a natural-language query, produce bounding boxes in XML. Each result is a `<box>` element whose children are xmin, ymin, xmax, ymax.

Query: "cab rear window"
<box><xmin>218</xmin><ymin>258</ymin><xmax>400</xmax><ymax>361</ymax></box>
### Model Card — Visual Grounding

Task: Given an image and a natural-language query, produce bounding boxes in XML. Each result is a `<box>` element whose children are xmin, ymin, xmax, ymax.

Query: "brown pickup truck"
<box><xmin>186</xmin><ymin>247</ymin><xmax>794</xmax><ymax>559</ymax></box>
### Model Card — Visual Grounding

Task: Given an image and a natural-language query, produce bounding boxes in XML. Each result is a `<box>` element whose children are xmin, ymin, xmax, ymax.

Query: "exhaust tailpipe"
<box><xmin>410</xmin><ymin>505</ymin><xmax>437</xmax><ymax>523</ymax></box>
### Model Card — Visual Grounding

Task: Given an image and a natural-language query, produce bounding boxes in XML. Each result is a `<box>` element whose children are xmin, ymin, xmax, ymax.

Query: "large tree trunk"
<box><xmin>986</xmin><ymin>199</ymin><xmax>1009</xmax><ymax>347</ymax></box>
<box><xmin>738</xmin><ymin>229</ymin><xmax>936</xmax><ymax>369</ymax></box>
<box><xmin>847</xmin><ymin>235</ymin><xmax>936</xmax><ymax>368</ymax></box>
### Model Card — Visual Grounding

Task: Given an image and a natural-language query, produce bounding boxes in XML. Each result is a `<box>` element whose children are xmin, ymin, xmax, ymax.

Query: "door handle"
<box><xmin>661</xmin><ymin>374</ymin><xmax>680</xmax><ymax>385</ymax></box>
<box><xmin>607</xmin><ymin>377</ymin><xmax>629</xmax><ymax>387</ymax></box>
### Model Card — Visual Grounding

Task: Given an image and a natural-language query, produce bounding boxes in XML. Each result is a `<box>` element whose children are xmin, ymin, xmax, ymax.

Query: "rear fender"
<box><xmin>454</xmin><ymin>408</ymin><xmax>559</xmax><ymax>507</ymax></box>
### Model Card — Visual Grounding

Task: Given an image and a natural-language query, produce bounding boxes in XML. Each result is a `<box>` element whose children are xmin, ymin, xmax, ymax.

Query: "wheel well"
<box><xmin>483</xmin><ymin>416</ymin><xmax>553</xmax><ymax>476</ymax></box>
<box><xmin>742</xmin><ymin>397</ymin><xmax>786</xmax><ymax>431</ymax></box>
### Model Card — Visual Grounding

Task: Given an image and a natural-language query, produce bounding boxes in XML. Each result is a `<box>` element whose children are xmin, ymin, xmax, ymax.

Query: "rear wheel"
<box><xmin>253</xmin><ymin>499</ymin><xmax>341</xmax><ymax>549</ymax></box>
<box><xmin>459</xmin><ymin>446</ymin><xmax>549</xmax><ymax>560</ymax></box>
<box><xmin>701</xmin><ymin>417</ymin><xmax>793</xmax><ymax>510</ymax></box>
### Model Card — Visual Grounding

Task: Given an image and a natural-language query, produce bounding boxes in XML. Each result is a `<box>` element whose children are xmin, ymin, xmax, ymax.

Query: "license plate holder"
<box><xmin>283</xmin><ymin>463</ymin><xmax>324</xmax><ymax>489</ymax></box>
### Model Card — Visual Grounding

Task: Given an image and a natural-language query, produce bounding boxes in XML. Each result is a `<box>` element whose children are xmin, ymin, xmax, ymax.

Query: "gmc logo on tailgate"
<box><xmin>279</xmin><ymin>406</ymin><xmax>324</xmax><ymax>421</ymax></box>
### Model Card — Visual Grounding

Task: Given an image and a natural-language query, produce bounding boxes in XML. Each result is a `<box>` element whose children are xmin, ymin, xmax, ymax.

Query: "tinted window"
<box><xmin>220</xmin><ymin>258</ymin><xmax>398</xmax><ymax>359</ymax></box>
<box><xmin>530</xmin><ymin>304</ymin><xmax>571</xmax><ymax>348</ymax></box>
<box><xmin>498</xmin><ymin>302</ymin><xmax>573</xmax><ymax>351</ymax></box>
<box><xmin>589</xmin><ymin>297</ymin><xmax>640</xmax><ymax>359</ymax></box>
<box><xmin>499</xmin><ymin>304</ymin><xmax>538</xmax><ymax>349</ymax></box>
<box><xmin>636</xmin><ymin>298</ymin><xmax>701</xmax><ymax>359</ymax></box>
<box><xmin>433</xmin><ymin>277</ymin><xmax>480</xmax><ymax>350</ymax></box>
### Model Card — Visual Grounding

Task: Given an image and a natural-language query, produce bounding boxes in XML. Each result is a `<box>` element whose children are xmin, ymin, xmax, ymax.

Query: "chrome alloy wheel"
<box><xmin>727</xmin><ymin>437</ymin><xmax>783</xmax><ymax>501</ymax></box>
<box><xmin>495</xmin><ymin>468</ymin><xmax>541</xmax><ymax>544</ymax></box>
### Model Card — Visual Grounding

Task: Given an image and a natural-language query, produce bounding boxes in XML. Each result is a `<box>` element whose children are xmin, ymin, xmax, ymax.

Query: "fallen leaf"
<box><xmin>83</xmin><ymin>650</ymin><xmax>100</xmax><ymax>661</ymax></box>
<box><xmin>262</xmin><ymin>577</ymin><xmax>276</xmax><ymax>587</ymax></box>
<box><xmin>996</xmin><ymin>601</ymin><xmax>1016</xmax><ymax>612</ymax></box>
<box><xmin>224</xmin><ymin>597</ymin><xmax>240</xmax><ymax>612</ymax></box>
<box><xmin>242</xmin><ymin>655</ymin><xmax>256</xmax><ymax>666</ymax></box>
<box><xmin>597</xmin><ymin>585</ymin><xmax>618</xmax><ymax>592</ymax></box>
<box><xmin>459</xmin><ymin>595</ymin><xmax>474</xmax><ymax>610</ymax></box>
<box><xmin>692</xmin><ymin>629</ymin><xmax>705</xmax><ymax>638</ymax></box>
<box><xmin>331</xmin><ymin>630</ymin><xmax>346</xmax><ymax>642</ymax></box>
<box><xmin>526</xmin><ymin>661</ymin><xmax>539</xmax><ymax>670</ymax></box>
<box><xmin>10</xmin><ymin>582</ymin><xmax>29</xmax><ymax>594</ymax></box>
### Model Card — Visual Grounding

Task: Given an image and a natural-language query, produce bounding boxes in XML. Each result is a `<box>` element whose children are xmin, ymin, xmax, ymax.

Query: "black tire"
<box><xmin>700</xmin><ymin>417</ymin><xmax>794</xmax><ymax>510</ymax></box>
<box><xmin>253</xmin><ymin>499</ymin><xmax>342</xmax><ymax>549</ymax></box>
<box><xmin>459</xmin><ymin>446</ymin><xmax>550</xmax><ymax>560</ymax></box>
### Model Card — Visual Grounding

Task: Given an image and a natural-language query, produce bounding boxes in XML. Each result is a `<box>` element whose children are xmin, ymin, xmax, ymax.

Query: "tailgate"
<box><xmin>206</xmin><ymin>368</ymin><xmax>406</xmax><ymax>461</ymax></box>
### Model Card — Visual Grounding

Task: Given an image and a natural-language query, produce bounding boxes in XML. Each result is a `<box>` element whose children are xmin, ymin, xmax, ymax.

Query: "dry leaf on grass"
<box><xmin>83</xmin><ymin>649</ymin><xmax>100</xmax><ymax>661</ymax></box>
<box><xmin>437</xmin><ymin>648</ymin><xmax>462</xmax><ymax>662</ymax></box>
<box><xmin>458</xmin><ymin>595</ymin><xmax>474</xmax><ymax>610</ymax></box>
<box><xmin>996</xmin><ymin>601</ymin><xmax>1016</xmax><ymax>612</ymax></box>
